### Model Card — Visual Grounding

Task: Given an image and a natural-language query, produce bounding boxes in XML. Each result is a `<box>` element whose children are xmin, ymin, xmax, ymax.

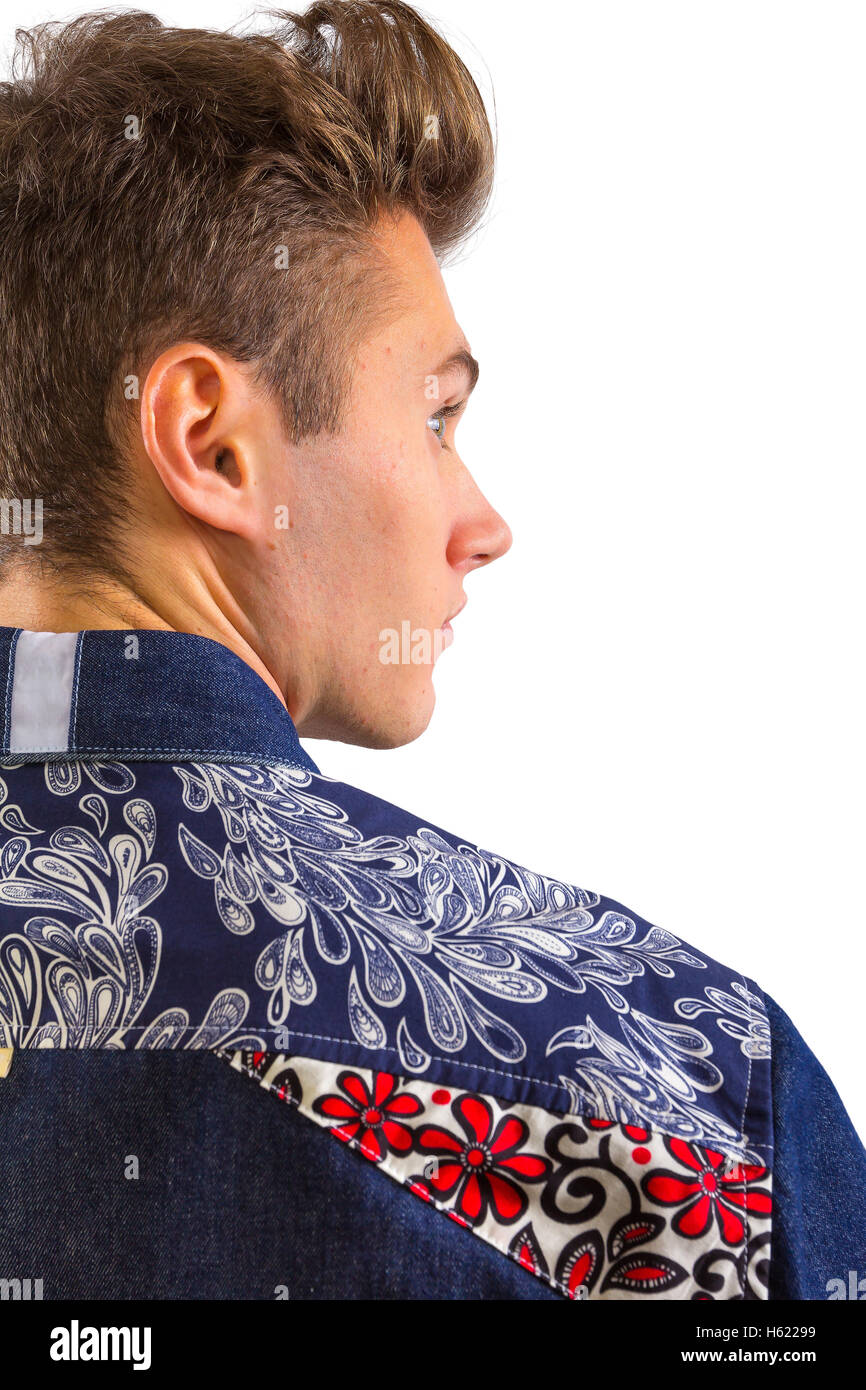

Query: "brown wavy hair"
<box><xmin>0</xmin><ymin>3</ymin><xmax>495</xmax><ymax>574</ymax></box>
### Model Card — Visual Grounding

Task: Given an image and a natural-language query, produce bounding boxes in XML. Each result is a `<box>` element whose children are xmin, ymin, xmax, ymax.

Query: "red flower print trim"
<box><xmin>508</xmin><ymin>1223</ymin><xmax>550</xmax><ymax>1279</ymax></box>
<box><xmin>608</xmin><ymin>1211</ymin><xmax>666</xmax><ymax>1258</ymax></box>
<box><xmin>415</xmin><ymin>1093</ymin><xmax>551</xmax><ymax>1227</ymax></box>
<box><xmin>312</xmin><ymin>1070</ymin><xmax>424</xmax><ymax>1161</ymax></box>
<box><xmin>555</xmin><ymin>1230</ymin><xmax>604</xmax><ymax>1299</ymax></box>
<box><xmin>601</xmin><ymin>1251</ymin><xmax>687</xmax><ymax>1297</ymax></box>
<box><xmin>642</xmin><ymin>1137</ymin><xmax>772</xmax><ymax>1246</ymax></box>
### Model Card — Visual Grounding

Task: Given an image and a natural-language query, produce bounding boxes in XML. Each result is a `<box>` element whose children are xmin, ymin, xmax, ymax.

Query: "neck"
<box><xmin>0</xmin><ymin>559</ymin><xmax>290</xmax><ymax>712</ymax></box>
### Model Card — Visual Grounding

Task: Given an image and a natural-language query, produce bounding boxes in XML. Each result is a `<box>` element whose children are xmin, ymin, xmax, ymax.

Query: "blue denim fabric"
<box><xmin>764</xmin><ymin>993</ymin><xmax>866</xmax><ymax>1300</ymax></box>
<box><xmin>0</xmin><ymin>1049</ymin><xmax>561</xmax><ymax>1300</ymax></box>
<box><xmin>2</xmin><ymin>1007</ymin><xmax>862</xmax><ymax>1300</ymax></box>
<box><xmin>0</xmin><ymin>627</ymin><xmax>319</xmax><ymax>771</ymax></box>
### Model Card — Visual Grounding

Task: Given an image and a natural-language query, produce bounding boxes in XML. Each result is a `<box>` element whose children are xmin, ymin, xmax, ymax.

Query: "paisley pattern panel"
<box><xmin>0</xmin><ymin>757</ymin><xmax>771</xmax><ymax>1166</ymax></box>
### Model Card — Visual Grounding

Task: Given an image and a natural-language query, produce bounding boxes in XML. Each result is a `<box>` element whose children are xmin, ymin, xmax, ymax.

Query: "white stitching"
<box><xmin>3</xmin><ymin>629</ymin><xmax>20</xmax><ymax>748</ymax></box>
<box><xmin>737</xmin><ymin>971</ymin><xmax>756</xmax><ymax>1299</ymax></box>
<box><xmin>1</xmin><ymin>1020</ymin><xmax>774</xmax><ymax>1156</ymax></box>
<box><xmin>67</xmin><ymin>633</ymin><xmax>84</xmax><ymax>747</ymax></box>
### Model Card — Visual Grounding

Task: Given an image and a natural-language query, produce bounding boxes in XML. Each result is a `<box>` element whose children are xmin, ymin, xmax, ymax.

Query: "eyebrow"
<box><xmin>427</xmin><ymin>348</ymin><xmax>480</xmax><ymax>398</ymax></box>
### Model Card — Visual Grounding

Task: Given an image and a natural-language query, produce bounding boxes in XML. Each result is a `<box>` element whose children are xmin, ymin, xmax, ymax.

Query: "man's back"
<box><xmin>0</xmin><ymin>0</ymin><xmax>861</xmax><ymax>1308</ymax></box>
<box><xmin>0</xmin><ymin>625</ymin><xmax>862</xmax><ymax>1299</ymax></box>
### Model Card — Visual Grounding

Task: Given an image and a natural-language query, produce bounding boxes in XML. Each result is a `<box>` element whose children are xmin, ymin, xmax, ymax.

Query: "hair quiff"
<box><xmin>0</xmin><ymin>3</ymin><xmax>495</xmax><ymax>576</ymax></box>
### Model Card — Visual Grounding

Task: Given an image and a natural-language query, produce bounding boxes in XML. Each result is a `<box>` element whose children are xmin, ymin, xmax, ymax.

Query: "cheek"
<box><xmin>311</xmin><ymin>426</ymin><xmax>447</xmax><ymax>593</ymax></box>
<box><xmin>367</xmin><ymin>441</ymin><xmax>444</xmax><ymax>540</ymax></box>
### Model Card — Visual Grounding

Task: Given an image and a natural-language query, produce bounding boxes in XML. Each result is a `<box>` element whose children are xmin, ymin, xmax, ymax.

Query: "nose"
<box><xmin>447</xmin><ymin>492</ymin><xmax>513</xmax><ymax>573</ymax></box>
<box><xmin>474</xmin><ymin>510</ymin><xmax>513</xmax><ymax>568</ymax></box>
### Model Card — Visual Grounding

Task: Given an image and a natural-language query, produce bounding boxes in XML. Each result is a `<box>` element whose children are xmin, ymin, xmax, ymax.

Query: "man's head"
<box><xmin>0</xmin><ymin>3</ymin><xmax>512</xmax><ymax>746</ymax></box>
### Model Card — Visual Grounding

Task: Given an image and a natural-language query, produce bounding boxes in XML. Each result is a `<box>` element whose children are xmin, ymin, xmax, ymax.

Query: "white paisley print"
<box><xmin>0</xmin><ymin>762</ymin><xmax>249</xmax><ymax>1050</ymax></box>
<box><xmin>171</xmin><ymin>760</ymin><xmax>770</xmax><ymax>1165</ymax></box>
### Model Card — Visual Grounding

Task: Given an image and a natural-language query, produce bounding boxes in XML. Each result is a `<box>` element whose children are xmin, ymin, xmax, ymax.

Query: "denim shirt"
<box><xmin>0</xmin><ymin>625</ymin><xmax>862</xmax><ymax>1301</ymax></box>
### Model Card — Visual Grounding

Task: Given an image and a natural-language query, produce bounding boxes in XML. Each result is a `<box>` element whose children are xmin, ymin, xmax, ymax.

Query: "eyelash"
<box><xmin>426</xmin><ymin>402</ymin><xmax>465</xmax><ymax>450</ymax></box>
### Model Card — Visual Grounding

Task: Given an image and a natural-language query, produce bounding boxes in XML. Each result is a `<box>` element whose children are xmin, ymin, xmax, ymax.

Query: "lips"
<box><xmin>444</xmin><ymin>596</ymin><xmax>467</xmax><ymax>626</ymax></box>
<box><xmin>436</xmin><ymin>597</ymin><xmax>466</xmax><ymax>653</ymax></box>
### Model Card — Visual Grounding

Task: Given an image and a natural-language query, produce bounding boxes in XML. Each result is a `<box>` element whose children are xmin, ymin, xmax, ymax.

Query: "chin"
<box><xmin>301</xmin><ymin>674</ymin><xmax>437</xmax><ymax>749</ymax></box>
<box><xmin>360</xmin><ymin>682</ymin><xmax>437</xmax><ymax>749</ymax></box>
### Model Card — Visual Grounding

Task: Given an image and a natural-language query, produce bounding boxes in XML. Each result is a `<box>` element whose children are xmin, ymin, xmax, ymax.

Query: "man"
<box><xmin>0</xmin><ymin>2</ymin><xmax>862</xmax><ymax>1301</ymax></box>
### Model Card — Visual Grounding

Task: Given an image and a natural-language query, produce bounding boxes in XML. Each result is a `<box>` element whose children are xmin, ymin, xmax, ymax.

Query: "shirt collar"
<box><xmin>0</xmin><ymin>626</ymin><xmax>319</xmax><ymax>773</ymax></box>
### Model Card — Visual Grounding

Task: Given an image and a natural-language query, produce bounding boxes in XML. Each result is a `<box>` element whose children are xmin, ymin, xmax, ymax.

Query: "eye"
<box><xmin>426</xmin><ymin>409</ymin><xmax>447</xmax><ymax>444</ymax></box>
<box><xmin>426</xmin><ymin>401</ymin><xmax>464</xmax><ymax>450</ymax></box>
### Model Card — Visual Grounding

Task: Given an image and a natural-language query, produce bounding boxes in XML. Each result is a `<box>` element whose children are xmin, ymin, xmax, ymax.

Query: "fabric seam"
<box><xmin>737</xmin><ymin>970</ymin><xmax>756</xmax><ymax>1299</ymax></box>
<box><xmin>0</xmin><ymin>748</ymin><xmax>312</xmax><ymax>765</ymax></box>
<box><xmin>2</xmin><ymin>1021</ymin><xmax>773</xmax><ymax>1153</ymax></box>
<box><xmin>66</xmin><ymin>632</ymin><xmax>85</xmax><ymax>749</ymax></box>
<box><xmin>3</xmin><ymin>629</ymin><xmax>20</xmax><ymax>754</ymax></box>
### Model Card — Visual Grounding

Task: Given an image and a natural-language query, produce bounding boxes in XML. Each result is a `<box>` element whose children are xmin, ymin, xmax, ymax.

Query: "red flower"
<box><xmin>415</xmin><ymin>1094</ymin><xmax>550</xmax><ymax>1227</ymax></box>
<box><xmin>586</xmin><ymin>1120</ymin><xmax>648</xmax><ymax>1143</ymax></box>
<box><xmin>312</xmin><ymin>1070</ymin><xmax>423</xmax><ymax>1161</ymax></box>
<box><xmin>643</xmin><ymin>1138</ymin><xmax>772</xmax><ymax>1245</ymax></box>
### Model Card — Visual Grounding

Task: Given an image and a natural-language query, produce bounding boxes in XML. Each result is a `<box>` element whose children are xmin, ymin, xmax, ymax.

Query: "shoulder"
<box><xmin>761</xmin><ymin>991</ymin><xmax>866</xmax><ymax>1297</ymax></box>
<box><xmin>200</xmin><ymin>760</ymin><xmax>776</xmax><ymax>1163</ymax></box>
<box><xmin>0</xmin><ymin>755</ymin><xmax>773</xmax><ymax>1160</ymax></box>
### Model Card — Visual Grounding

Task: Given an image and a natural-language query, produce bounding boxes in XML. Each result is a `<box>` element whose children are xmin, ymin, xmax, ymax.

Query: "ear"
<box><xmin>139</xmin><ymin>343</ymin><xmax>263</xmax><ymax>541</ymax></box>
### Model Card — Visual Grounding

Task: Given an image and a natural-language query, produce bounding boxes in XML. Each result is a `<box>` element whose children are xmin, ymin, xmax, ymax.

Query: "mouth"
<box><xmin>440</xmin><ymin>597</ymin><xmax>467</xmax><ymax>649</ymax></box>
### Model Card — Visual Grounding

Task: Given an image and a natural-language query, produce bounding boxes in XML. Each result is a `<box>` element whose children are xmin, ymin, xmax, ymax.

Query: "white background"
<box><xmin>5</xmin><ymin>2</ymin><xmax>864</xmax><ymax>1138</ymax></box>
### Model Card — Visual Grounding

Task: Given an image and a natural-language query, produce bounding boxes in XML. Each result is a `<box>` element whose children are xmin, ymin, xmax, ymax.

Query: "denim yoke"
<box><xmin>0</xmin><ymin>626</ymin><xmax>861</xmax><ymax>1301</ymax></box>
